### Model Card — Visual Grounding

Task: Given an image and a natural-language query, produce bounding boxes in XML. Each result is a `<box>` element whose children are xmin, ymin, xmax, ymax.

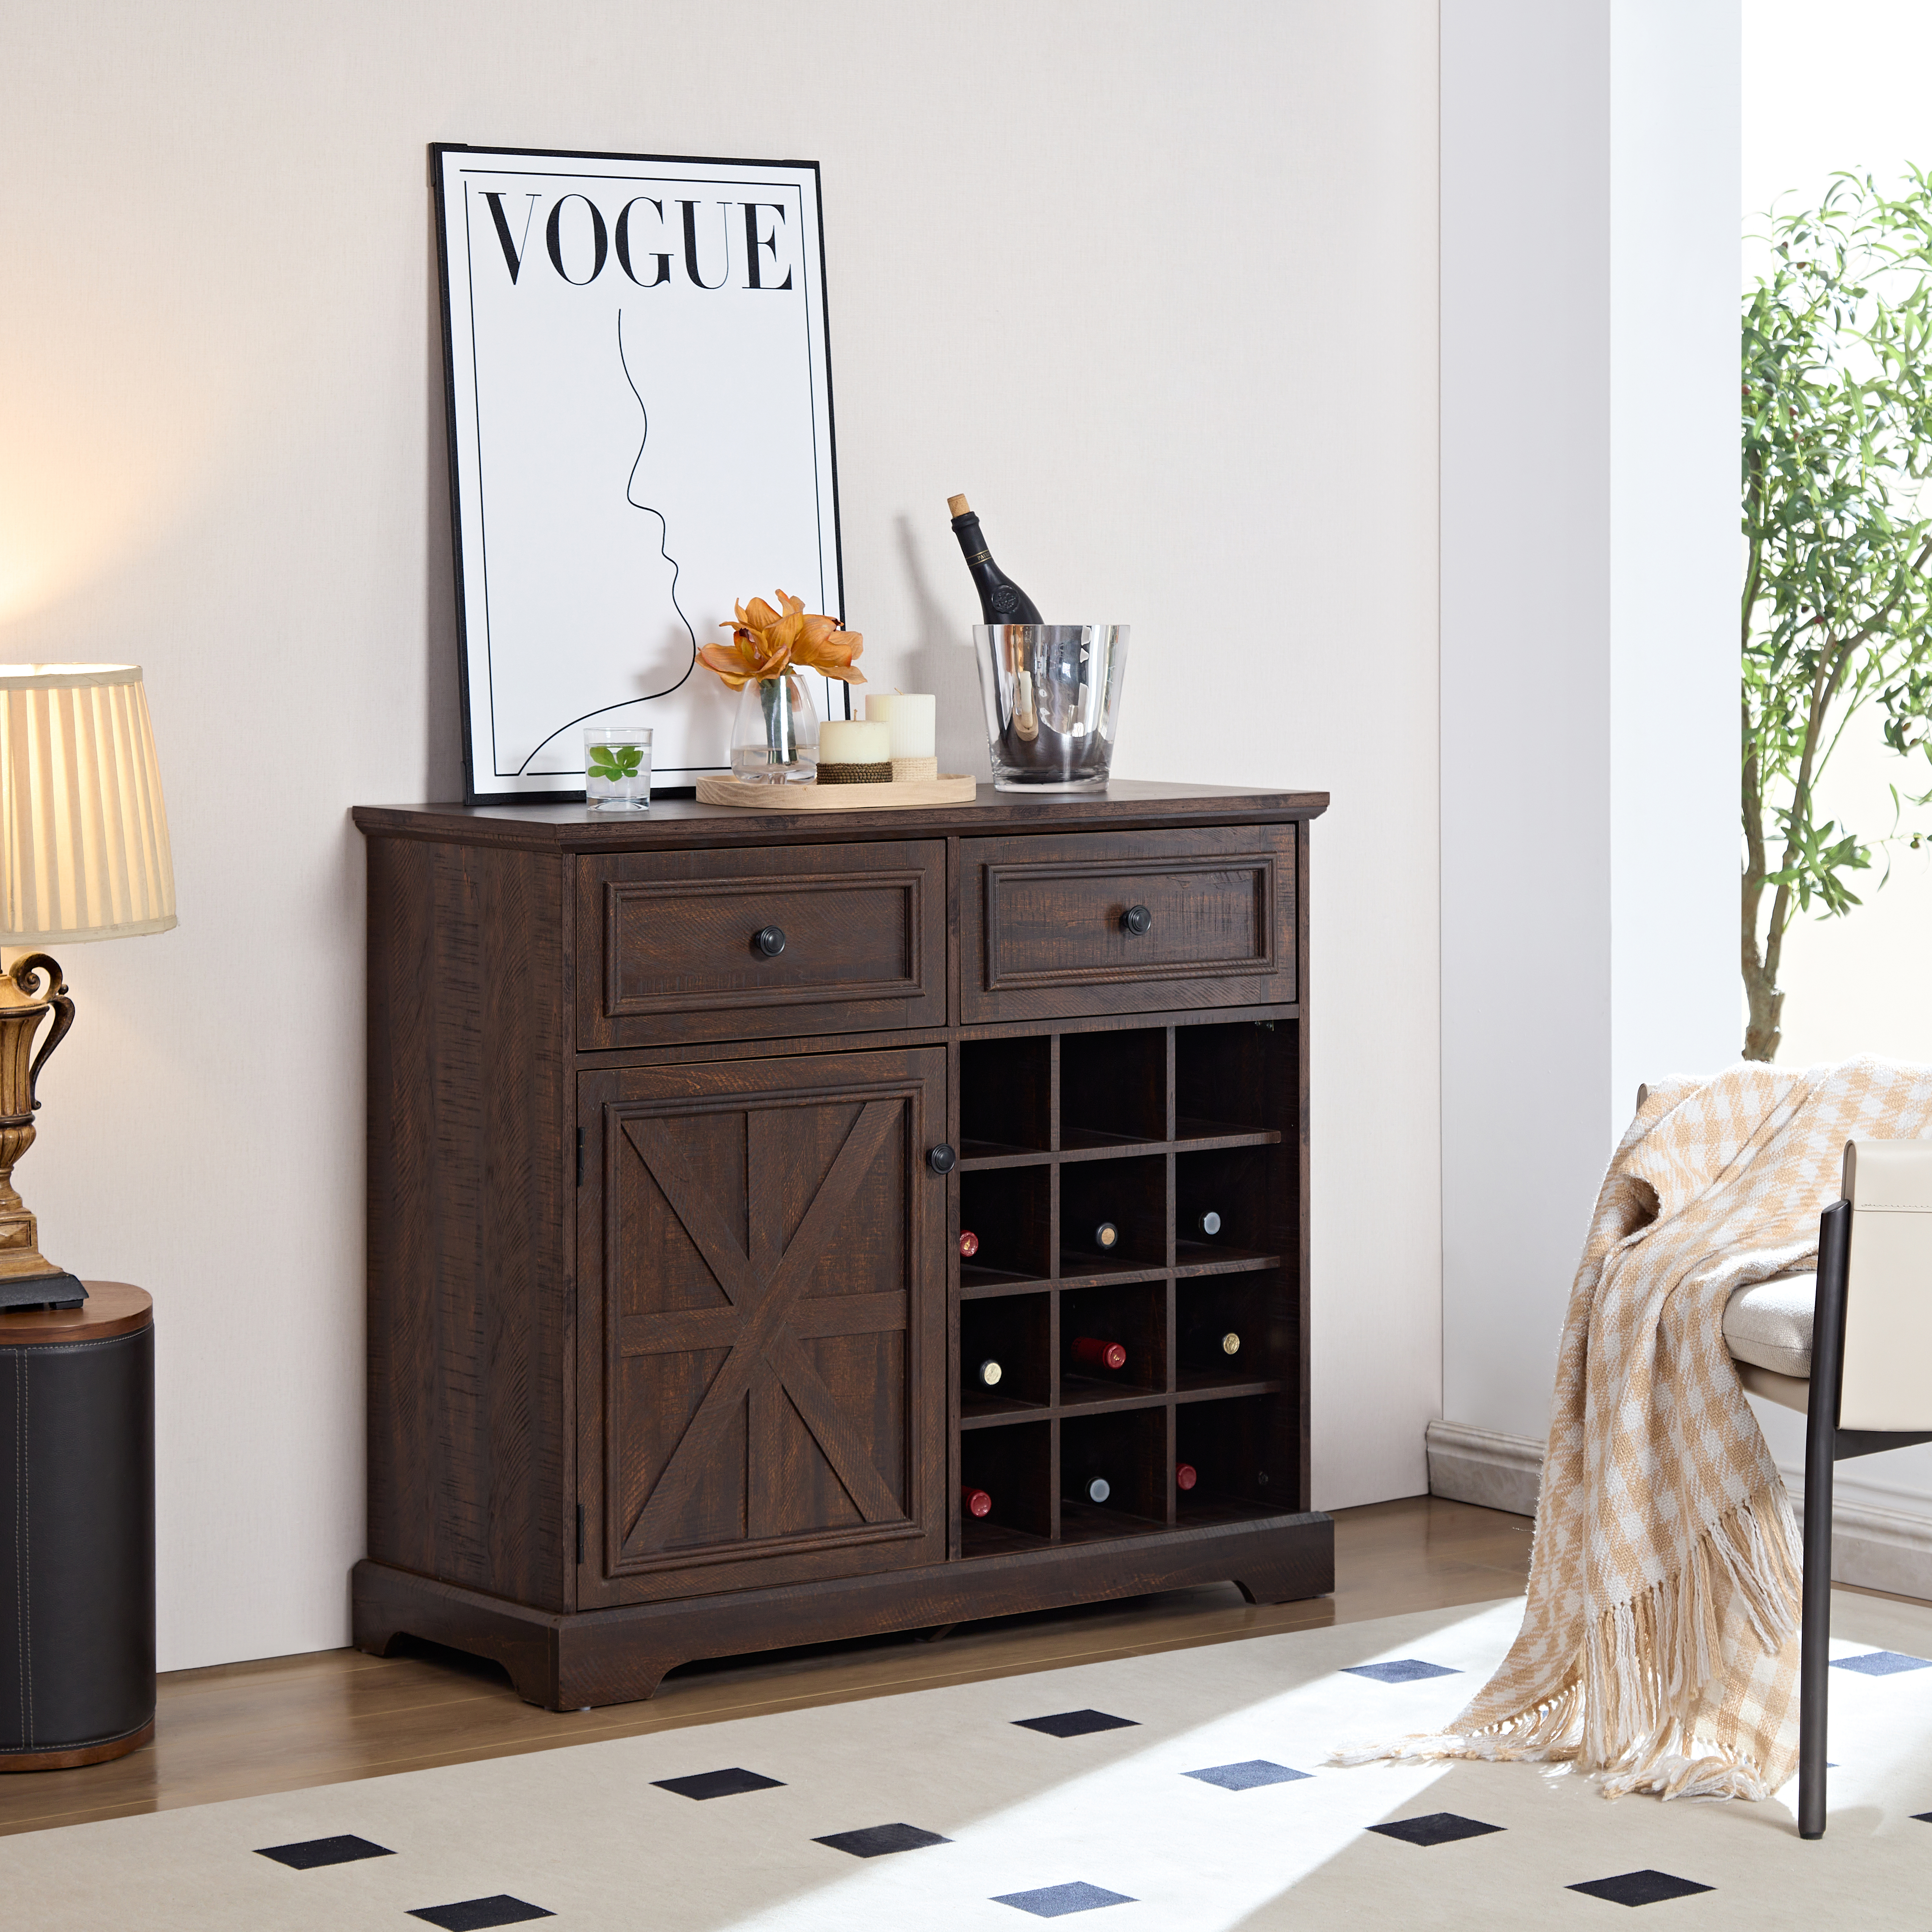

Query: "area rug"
<box><xmin>5</xmin><ymin>1590</ymin><xmax>1932</xmax><ymax>1930</ymax></box>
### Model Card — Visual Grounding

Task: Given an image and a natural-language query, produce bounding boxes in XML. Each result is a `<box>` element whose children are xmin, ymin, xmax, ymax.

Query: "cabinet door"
<box><xmin>579</xmin><ymin>1047</ymin><xmax>947</xmax><ymax>1605</ymax></box>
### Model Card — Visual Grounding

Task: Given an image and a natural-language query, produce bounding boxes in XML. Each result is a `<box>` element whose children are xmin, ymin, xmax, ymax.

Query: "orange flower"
<box><xmin>697</xmin><ymin>590</ymin><xmax>865</xmax><ymax>690</ymax></box>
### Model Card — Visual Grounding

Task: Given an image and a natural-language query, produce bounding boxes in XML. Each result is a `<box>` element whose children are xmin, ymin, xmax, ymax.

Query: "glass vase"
<box><xmin>729</xmin><ymin>673</ymin><xmax>819</xmax><ymax>783</ymax></box>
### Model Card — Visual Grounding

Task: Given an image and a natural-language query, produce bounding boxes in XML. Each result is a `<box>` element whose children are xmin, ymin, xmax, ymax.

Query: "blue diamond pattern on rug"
<box><xmin>651</xmin><ymin>1766</ymin><xmax>786</xmax><ymax>1799</ymax></box>
<box><xmin>254</xmin><ymin>1834</ymin><xmax>394</xmax><ymax>1869</ymax></box>
<box><xmin>408</xmin><ymin>1898</ymin><xmax>555</xmax><ymax>1930</ymax></box>
<box><xmin>992</xmin><ymin>1880</ymin><xmax>1137</xmax><ymax>1917</ymax></box>
<box><xmin>1343</xmin><ymin>1658</ymin><xmax>1462</xmax><ymax>1684</ymax></box>
<box><xmin>1367</xmin><ymin>1811</ymin><xmax>1503</xmax><ymax>1847</ymax></box>
<box><xmin>813</xmin><ymin>1822</ymin><xmax>952</xmax><ymax>1857</ymax></box>
<box><xmin>1012</xmin><ymin>1709</ymin><xmax>1140</xmax><ymax>1737</ymax></box>
<box><xmin>1831</xmin><ymin>1649</ymin><xmax>1931</xmax><ymax>1676</ymax></box>
<box><xmin>1184</xmin><ymin>1759</ymin><xmax>1311</xmax><ymax>1791</ymax></box>
<box><xmin>1568</xmin><ymin>1870</ymin><xmax>1715</xmax><ymax>1907</ymax></box>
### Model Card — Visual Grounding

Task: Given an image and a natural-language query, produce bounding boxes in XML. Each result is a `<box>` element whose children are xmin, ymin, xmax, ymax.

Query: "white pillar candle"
<box><xmin>865</xmin><ymin>693</ymin><xmax>937</xmax><ymax>760</ymax></box>
<box><xmin>819</xmin><ymin>719</ymin><xmax>892</xmax><ymax>764</ymax></box>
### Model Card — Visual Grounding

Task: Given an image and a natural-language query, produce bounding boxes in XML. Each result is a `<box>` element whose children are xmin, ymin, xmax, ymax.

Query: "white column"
<box><xmin>1440</xmin><ymin>0</ymin><xmax>1740</xmax><ymax>1447</ymax></box>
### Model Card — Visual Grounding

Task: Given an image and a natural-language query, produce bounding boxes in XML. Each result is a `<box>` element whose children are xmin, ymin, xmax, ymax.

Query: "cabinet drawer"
<box><xmin>577</xmin><ymin>841</ymin><xmax>947</xmax><ymax>1048</ymax></box>
<box><xmin>959</xmin><ymin>826</ymin><xmax>1296</xmax><ymax>1023</ymax></box>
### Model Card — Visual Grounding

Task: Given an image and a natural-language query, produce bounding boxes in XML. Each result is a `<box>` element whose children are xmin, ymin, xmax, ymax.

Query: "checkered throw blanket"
<box><xmin>1348</xmin><ymin>1058</ymin><xmax>1932</xmax><ymax>1800</ymax></box>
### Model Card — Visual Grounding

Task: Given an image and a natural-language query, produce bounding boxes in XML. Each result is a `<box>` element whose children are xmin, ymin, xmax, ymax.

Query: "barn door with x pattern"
<box><xmin>582</xmin><ymin>1047</ymin><xmax>946</xmax><ymax>1603</ymax></box>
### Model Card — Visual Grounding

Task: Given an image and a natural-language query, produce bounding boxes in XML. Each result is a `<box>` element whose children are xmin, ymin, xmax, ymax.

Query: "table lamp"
<box><xmin>0</xmin><ymin>665</ymin><xmax>175</xmax><ymax>1310</ymax></box>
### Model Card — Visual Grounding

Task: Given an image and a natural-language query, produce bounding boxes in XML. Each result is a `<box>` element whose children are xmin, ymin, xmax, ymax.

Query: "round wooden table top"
<box><xmin>0</xmin><ymin>1280</ymin><xmax>150</xmax><ymax>1345</ymax></box>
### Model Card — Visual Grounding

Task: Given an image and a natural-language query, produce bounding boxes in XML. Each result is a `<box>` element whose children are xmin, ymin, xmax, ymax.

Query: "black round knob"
<box><xmin>1121</xmin><ymin>904</ymin><xmax>1152</xmax><ymax>936</ymax></box>
<box><xmin>928</xmin><ymin>1143</ymin><xmax>957</xmax><ymax>1175</ymax></box>
<box><xmin>754</xmin><ymin>925</ymin><xmax>787</xmax><ymax>958</ymax></box>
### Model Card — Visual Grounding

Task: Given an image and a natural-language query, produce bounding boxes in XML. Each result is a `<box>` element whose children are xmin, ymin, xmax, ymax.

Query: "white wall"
<box><xmin>0</xmin><ymin>0</ymin><xmax>1442</xmax><ymax>1669</ymax></box>
<box><xmin>1440</xmin><ymin>1</ymin><xmax>1740</xmax><ymax>1446</ymax></box>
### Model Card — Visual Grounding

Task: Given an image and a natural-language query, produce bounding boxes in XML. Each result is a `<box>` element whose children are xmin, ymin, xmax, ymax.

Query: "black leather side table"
<box><xmin>0</xmin><ymin>1282</ymin><xmax>154</xmax><ymax>1769</ymax></box>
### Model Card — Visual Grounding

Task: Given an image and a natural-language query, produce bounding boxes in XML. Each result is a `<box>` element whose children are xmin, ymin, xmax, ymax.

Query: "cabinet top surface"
<box><xmin>353</xmin><ymin>780</ymin><xmax>1329</xmax><ymax>850</ymax></box>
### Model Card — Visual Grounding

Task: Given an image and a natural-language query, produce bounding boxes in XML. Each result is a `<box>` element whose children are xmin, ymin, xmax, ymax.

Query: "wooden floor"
<box><xmin>0</xmin><ymin>1496</ymin><xmax>1534</xmax><ymax>1840</ymax></box>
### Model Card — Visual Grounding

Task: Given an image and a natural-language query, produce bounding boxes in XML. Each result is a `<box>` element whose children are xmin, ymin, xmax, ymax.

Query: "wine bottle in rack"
<box><xmin>969</xmin><ymin>1357</ymin><xmax>1004</xmax><ymax>1390</ymax></box>
<box><xmin>1193</xmin><ymin>1210</ymin><xmax>1222</xmax><ymax>1238</ymax></box>
<box><xmin>1089</xmin><ymin>1221</ymin><xmax>1120</xmax><ymax>1255</ymax></box>
<box><xmin>1180</xmin><ymin>1322</ymin><xmax>1241</xmax><ymax>1370</ymax></box>
<box><xmin>947</xmin><ymin>495</ymin><xmax>1043</xmax><ymax>626</ymax></box>
<box><xmin>1062</xmin><ymin>1455</ymin><xmax>1112</xmax><ymax>1505</ymax></box>
<box><xmin>961</xmin><ymin>1484</ymin><xmax>993</xmax><ymax>1518</ymax></box>
<box><xmin>959</xmin><ymin>1229</ymin><xmax>980</xmax><ymax>1259</ymax></box>
<box><xmin>1069</xmin><ymin>1336</ymin><xmax>1127</xmax><ymax>1371</ymax></box>
<box><xmin>1175</xmin><ymin>1462</ymin><xmax>1198</xmax><ymax>1492</ymax></box>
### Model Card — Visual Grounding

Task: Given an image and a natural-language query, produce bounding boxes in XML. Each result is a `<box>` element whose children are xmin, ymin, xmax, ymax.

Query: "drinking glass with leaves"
<box><xmin>584</xmin><ymin>725</ymin><xmax>652</xmax><ymax>810</ymax></box>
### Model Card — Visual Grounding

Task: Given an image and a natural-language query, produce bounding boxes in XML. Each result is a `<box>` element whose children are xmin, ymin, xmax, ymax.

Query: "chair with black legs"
<box><xmin>1722</xmin><ymin>1139</ymin><xmax>1932</xmax><ymax>1839</ymax></box>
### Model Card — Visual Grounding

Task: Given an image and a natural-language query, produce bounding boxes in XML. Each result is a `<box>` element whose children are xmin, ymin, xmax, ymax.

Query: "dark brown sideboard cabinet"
<box><xmin>352</xmin><ymin>782</ymin><xmax>1331</xmax><ymax>1709</ymax></box>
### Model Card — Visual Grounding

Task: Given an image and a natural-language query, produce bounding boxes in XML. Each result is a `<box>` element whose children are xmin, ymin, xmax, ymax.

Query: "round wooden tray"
<box><xmin>695</xmin><ymin>774</ymin><xmax>977</xmax><ymax>811</ymax></box>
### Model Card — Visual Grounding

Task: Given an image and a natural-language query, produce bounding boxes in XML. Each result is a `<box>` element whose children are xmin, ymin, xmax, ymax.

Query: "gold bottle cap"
<box><xmin>1221</xmin><ymin>1332</ymin><xmax>1240</xmax><ymax>1355</ymax></box>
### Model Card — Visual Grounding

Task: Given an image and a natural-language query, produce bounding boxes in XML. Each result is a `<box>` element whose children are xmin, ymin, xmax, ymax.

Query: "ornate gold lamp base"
<box><xmin>0</xmin><ymin>953</ymin><xmax>84</xmax><ymax>1310</ymax></box>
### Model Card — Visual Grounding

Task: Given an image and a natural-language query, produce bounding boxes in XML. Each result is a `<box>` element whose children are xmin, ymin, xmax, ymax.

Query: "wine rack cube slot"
<box><xmin>961</xmin><ymin>1419</ymin><xmax>1053</xmax><ymax>1552</ymax></box>
<box><xmin>1175</xmin><ymin>1394</ymin><xmax>1296</xmax><ymax>1525</ymax></box>
<box><xmin>961</xmin><ymin>1035</ymin><xmax>1052</xmax><ymax>1158</ymax></box>
<box><xmin>962</xmin><ymin>1294</ymin><xmax>1051</xmax><ymax>1415</ymax></box>
<box><xmin>1060</xmin><ymin>1407</ymin><xmax>1168</xmax><ymax>1541</ymax></box>
<box><xmin>959</xmin><ymin>1165</ymin><xmax>1051</xmax><ymax>1285</ymax></box>
<box><xmin>1059</xmin><ymin>1282</ymin><xmax>1166</xmax><ymax>1404</ymax></box>
<box><xmin>1174</xmin><ymin>1145</ymin><xmax>1285</xmax><ymax>1271</ymax></box>
<box><xmin>1061</xmin><ymin>1027</ymin><xmax>1167</xmax><ymax>1149</ymax></box>
<box><xmin>1174</xmin><ymin>1270</ymin><xmax>1290</xmax><ymax>1393</ymax></box>
<box><xmin>1175</xmin><ymin>1019</ymin><xmax>1294</xmax><ymax>1140</ymax></box>
<box><xmin>1059</xmin><ymin>1154</ymin><xmax>1167</xmax><ymax>1276</ymax></box>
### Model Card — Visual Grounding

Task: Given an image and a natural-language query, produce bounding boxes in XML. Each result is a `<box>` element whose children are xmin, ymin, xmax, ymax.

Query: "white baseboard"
<box><xmin>1425</xmin><ymin>1419</ymin><xmax>1543</xmax><ymax>1518</ymax></box>
<box><xmin>1426</xmin><ymin>1418</ymin><xmax>1932</xmax><ymax>1601</ymax></box>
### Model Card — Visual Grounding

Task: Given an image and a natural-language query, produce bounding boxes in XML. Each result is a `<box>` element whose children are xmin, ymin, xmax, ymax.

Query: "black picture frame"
<box><xmin>431</xmin><ymin>143</ymin><xmax>845</xmax><ymax>803</ymax></box>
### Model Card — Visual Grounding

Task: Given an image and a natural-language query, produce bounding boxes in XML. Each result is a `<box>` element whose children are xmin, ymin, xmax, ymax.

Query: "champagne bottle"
<box><xmin>961</xmin><ymin>1484</ymin><xmax>993</xmax><ymax>1518</ymax></box>
<box><xmin>1194</xmin><ymin>1210</ymin><xmax>1222</xmax><ymax>1238</ymax></box>
<box><xmin>1069</xmin><ymin>1336</ymin><xmax>1127</xmax><ymax>1371</ymax></box>
<box><xmin>970</xmin><ymin>1357</ymin><xmax>1004</xmax><ymax>1389</ymax></box>
<box><xmin>1180</xmin><ymin>1323</ymin><xmax>1241</xmax><ymax>1370</ymax></box>
<box><xmin>947</xmin><ymin>495</ymin><xmax>1043</xmax><ymax>625</ymax></box>
<box><xmin>959</xmin><ymin>1229</ymin><xmax>980</xmax><ymax>1259</ymax></box>
<box><xmin>1175</xmin><ymin>1462</ymin><xmax>1198</xmax><ymax>1492</ymax></box>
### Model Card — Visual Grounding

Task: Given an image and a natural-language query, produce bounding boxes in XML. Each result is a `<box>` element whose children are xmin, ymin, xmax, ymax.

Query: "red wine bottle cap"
<box><xmin>961</xmin><ymin>1485</ymin><xmax>992</xmax><ymax>1517</ymax></box>
<box><xmin>1071</xmin><ymin>1336</ymin><xmax>1127</xmax><ymax>1370</ymax></box>
<box><xmin>959</xmin><ymin>1229</ymin><xmax>980</xmax><ymax>1258</ymax></box>
<box><xmin>1176</xmin><ymin>1462</ymin><xmax>1198</xmax><ymax>1491</ymax></box>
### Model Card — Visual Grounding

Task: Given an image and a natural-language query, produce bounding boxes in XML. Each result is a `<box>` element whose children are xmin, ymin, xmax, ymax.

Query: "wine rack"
<box><xmin>954</xmin><ymin>1016</ymin><xmax>1300</xmax><ymax>1560</ymax></box>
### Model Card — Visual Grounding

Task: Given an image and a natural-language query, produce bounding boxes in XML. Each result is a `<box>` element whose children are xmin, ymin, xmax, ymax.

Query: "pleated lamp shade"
<box><xmin>0</xmin><ymin>665</ymin><xmax>176</xmax><ymax>944</ymax></box>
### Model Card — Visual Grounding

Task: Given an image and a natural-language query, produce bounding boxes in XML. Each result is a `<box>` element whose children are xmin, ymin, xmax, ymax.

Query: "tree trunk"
<box><xmin>1742</xmin><ymin>951</ymin><xmax>1782</xmax><ymax>1061</ymax></box>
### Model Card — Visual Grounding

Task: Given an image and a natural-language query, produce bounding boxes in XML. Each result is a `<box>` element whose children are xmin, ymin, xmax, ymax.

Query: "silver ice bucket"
<box><xmin>972</xmin><ymin>624</ymin><xmax>1130</xmax><ymax>792</ymax></box>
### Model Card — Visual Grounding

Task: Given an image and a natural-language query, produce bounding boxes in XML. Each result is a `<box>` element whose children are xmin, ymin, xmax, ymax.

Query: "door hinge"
<box><xmin>575</xmin><ymin>1503</ymin><xmax>585</xmax><ymax>1565</ymax></box>
<box><xmin>576</xmin><ymin>1126</ymin><xmax>585</xmax><ymax>1186</ymax></box>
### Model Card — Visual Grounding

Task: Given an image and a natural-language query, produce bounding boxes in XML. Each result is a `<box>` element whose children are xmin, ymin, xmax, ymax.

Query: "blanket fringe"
<box><xmin>1330</xmin><ymin>1482</ymin><xmax>1801</xmax><ymax>1801</ymax></box>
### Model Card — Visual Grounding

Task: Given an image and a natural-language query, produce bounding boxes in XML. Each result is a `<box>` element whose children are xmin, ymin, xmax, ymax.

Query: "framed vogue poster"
<box><xmin>432</xmin><ymin>144</ymin><xmax>845</xmax><ymax>801</ymax></box>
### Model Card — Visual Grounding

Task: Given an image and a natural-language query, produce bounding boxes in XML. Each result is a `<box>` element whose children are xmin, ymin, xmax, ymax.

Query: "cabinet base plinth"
<box><xmin>354</xmin><ymin>1512</ymin><xmax>1334</xmax><ymax>1713</ymax></box>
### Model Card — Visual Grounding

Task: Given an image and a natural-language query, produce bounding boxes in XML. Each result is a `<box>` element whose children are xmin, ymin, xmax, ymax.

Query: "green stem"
<box><xmin>759</xmin><ymin>677</ymin><xmax>795</xmax><ymax>765</ymax></box>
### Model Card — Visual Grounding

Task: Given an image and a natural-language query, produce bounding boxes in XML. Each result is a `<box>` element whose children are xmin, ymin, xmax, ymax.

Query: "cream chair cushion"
<box><xmin>1723</xmin><ymin>1270</ymin><xmax>1816</xmax><ymax>1379</ymax></box>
